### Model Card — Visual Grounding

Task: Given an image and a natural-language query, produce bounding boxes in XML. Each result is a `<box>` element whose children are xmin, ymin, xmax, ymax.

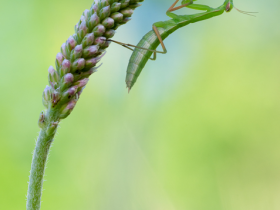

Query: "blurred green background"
<box><xmin>1</xmin><ymin>0</ymin><xmax>280</xmax><ymax>209</ymax></box>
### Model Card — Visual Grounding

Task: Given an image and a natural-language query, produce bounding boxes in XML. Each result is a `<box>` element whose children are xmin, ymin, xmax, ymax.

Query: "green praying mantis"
<box><xmin>110</xmin><ymin>0</ymin><xmax>256</xmax><ymax>92</ymax></box>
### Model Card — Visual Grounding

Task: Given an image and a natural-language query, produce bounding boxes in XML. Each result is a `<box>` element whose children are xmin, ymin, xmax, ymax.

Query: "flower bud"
<box><xmin>99</xmin><ymin>6</ymin><xmax>111</xmax><ymax>20</ymax></box>
<box><xmin>48</xmin><ymin>66</ymin><xmax>59</xmax><ymax>88</ymax></box>
<box><xmin>83</xmin><ymin>45</ymin><xmax>99</xmax><ymax>58</ymax></box>
<box><xmin>92</xmin><ymin>24</ymin><xmax>106</xmax><ymax>36</ymax></box>
<box><xmin>60</xmin><ymin>100</ymin><xmax>77</xmax><ymax>119</ymax></box>
<box><xmin>61</xmin><ymin>73</ymin><xmax>74</xmax><ymax>91</ymax></box>
<box><xmin>74</xmin><ymin>78</ymin><xmax>89</xmax><ymax>88</ymax></box>
<box><xmin>104</xmin><ymin>29</ymin><xmax>115</xmax><ymax>38</ymax></box>
<box><xmin>67</xmin><ymin>36</ymin><xmax>77</xmax><ymax>49</ymax></box>
<box><xmin>102</xmin><ymin>17</ymin><xmax>115</xmax><ymax>29</ymax></box>
<box><xmin>87</xmin><ymin>13</ymin><xmax>100</xmax><ymax>30</ymax></box>
<box><xmin>61</xmin><ymin>86</ymin><xmax>78</xmax><ymax>102</ymax></box>
<box><xmin>121</xmin><ymin>0</ymin><xmax>130</xmax><ymax>9</ymax></box>
<box><xmin>43</xmin><ymin>85</ymin><xmax>52</xmax><ymax>107</ymax></box>
<box><xmin>55</xmin><ymin>52</ymin><xmax>64</xmax><ymax>69</ymax></box>
<box><xmin>77</xmin><ymin>21</ymin><xmax>88</xmax><ymax>42</ymax></box>
<box><xmin>60</xmin><ymin>59</ymin><xmax>71</xmax><ymax>76</ymax></box>
<box><xmin>82</xmin><ymin>33</ymin><xmax>94</xmax><ymax>48</ymax></box>
<box><xmin>111</xmin><ymin>2</ymin><xmax>121</xmax><ymax>13</ymax></box>
<box><xmin>83</xmin><ymin>9</ymin><xmax>91</xmax><ymax>19</ymax></box>
<box><xmin>85</xmin><ymin>52</ymin><xmax>106</xmax><ymax>69</ymax></box>
<box><xmin>70</xmin><ymin>44</ymin><xmax>83</xmax><ymax>62</ymax></box>
<box><xmin>110</xmin><ymin>12</ymin><xmax>123</xmax><ymax>22</ymax></box>
<box><xmin>120</xmin><ymin>8</ymin><xmax>134</xmax><ymax>17</ymax></box>
<box><xmin>100</xmin><ymin>0</ymin><xmax>109</xmax><ymax>8</ymax></box>
<box><xmin>80</xmin><ymin>15</ymin><xmax>86</xmax><ymax>23</ymax></box>
<box><xmin>61</xmin><ymin>43</ymin><xmax>67</xmax><ymax>57</ymax></box>
<box><xmin>94</xmin><ymin>36</ymin><xmax>106</xmax><ymax>46</ymax></box>
<box><xmin>71</xmin><ymin>58</ymin><xmax>85</xmax><ymax>72</ymax></box>
<box><xmin>91</xmin><ymin>3</ymin><xmax>99</xmax><ymax>14</ymax></box>
<box><xmin>85</xmin><ymin>58</ymin><xmax>99</xmax><ymax>69</ymax></box>
<box><xmin>62</xmin><ymin>42</ymin><xmax>71</xmax><ymax>59</ymax></box>
<box><xmin>64</xmin><ymin>73</ymin><xmax>74</xmax><ymax>84</ymax></box>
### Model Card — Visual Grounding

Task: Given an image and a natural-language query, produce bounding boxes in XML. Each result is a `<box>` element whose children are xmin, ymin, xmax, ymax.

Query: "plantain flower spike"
<box><xmin>40</xmin><ymin>0</ymin><xmax>144</xmax><ymax>121</ymax></box>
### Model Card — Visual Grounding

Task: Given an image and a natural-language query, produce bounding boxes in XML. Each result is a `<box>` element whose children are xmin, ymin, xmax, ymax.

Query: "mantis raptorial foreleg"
<box><xmin>109</xmin><ymin>0</ymin><xmax>194</xmax><ymax>60</ymax></box>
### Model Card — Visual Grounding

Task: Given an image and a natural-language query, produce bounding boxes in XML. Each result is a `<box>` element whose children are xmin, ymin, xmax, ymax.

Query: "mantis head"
<box><xmin>225</xmin><ymin>0</ymin><xmax>257</xmax><ymax>16</ymax></box>
<box><xmin>225</xmin><ymin>0</ymin><xmax>234</xmax><ymax>12</ymax></box>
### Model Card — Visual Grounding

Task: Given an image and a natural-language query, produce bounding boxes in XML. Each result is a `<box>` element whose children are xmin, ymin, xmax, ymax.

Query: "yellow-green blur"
<box><xmin>0</xmin><ymin>0</ymin><xmax>279</xmax><ymax>209</ymax></box>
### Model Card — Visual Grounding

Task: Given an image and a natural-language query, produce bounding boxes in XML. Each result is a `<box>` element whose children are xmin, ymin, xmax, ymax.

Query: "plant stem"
<box><xmin>26</xmin><ymin>110</ymin><xmax>59</xmax><ymax>210</ymax></box>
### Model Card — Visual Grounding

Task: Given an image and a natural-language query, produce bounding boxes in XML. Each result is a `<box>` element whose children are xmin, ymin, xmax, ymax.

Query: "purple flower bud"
<box><xmin>83</xmin><ymin>9</ymin><xmax>90</xmax><ymax>19</ymax></box>
<box><xmin>56</xmin><ymin>53</ymin><xmax>64</xmax><ymax>66</ymax></box>
<box><xmin>48</xmin><ymin>66</ymin><xmax>59</xmax><ymax>88</ymax></box>
<box><xmin>60</xmin><ymin>59</ymin><xmax>71</xmax><ymax>76</ymax></box>
<box><xmin>91</xmin><ymin>4</ymin><xmax>99</xmax><ymax>14</ymax></box>
<box><xmin>61</xmin><ymin>86</ymin><xmax>78</xmax><ymax>102</ymax></box>
<box><xmin>79</xmin><ymin>20</ymin><xmax>88</xmax><ymax>34</ymax></box>
<box><xmin>99</xmin><ymin>6</ymin><xmax>111</xmax><ymax>20</ymax></box>
<box><xmin>75</xmin><ymin>78</ymin><xmax>89</xmax><ymax>88</ymax></box>
<box><xmin>83</xmin><ymin>45</ymin><xmax>99</xmax><ymax>58</ymax></box>
<box><xmin>85</xmin><ymin>57</ymin><xmax>99</xmax><ymax>69</ymax></box>
<box><xmin>85</xmin><ymin>52</ymin><xmax>105</xmax><ymax>69</ymax></box>
<box><xmin>61</xmin><ymin>43</ymin><xmax>67</xmax><ymax>57</ymax></box>
<box><xmin>94</xmin><ymin>36</ymin><xmax>106</xmax><ymax>47</ymax></box>
<box><xmin>80</xmin><ymin>15</ymin><xmax>86</xmax><ymax>22</ymax></box>
<box><xmin>70</xmin><ymin>44</ymin><xmax>83</xmax><ymax>61</ymax></box>
<box><xmin>111</xmin><ymin>2</ymin><xmax>121</xmax><ymax>13</ymax></box>
<box><xmin>88</xmin><ymin>14</ymin><xmax>100</xmax><ymax>30</ymax></box>
<box><xmin>102</xmin><ymin>17</ymin><xmax>115</xmax><ymax>29</ymax></box>
<box><xmin>67</xmin><ymin>36</ymin><xmax>77</xmax><ymax>49</ymax></box>
<box><xmin>60</xmin><ymin>100</ymin><xmax>77</xmax><ymax>119</ymax></box>
<box><xmin>82</xmin><ymin>33</ymin><xmax>94</xmax><ymax>48</ymax></box>
<box><xmin>71</xmin><ymin>58</ymin><xmax>85</xmax><ymax>72</ymax></box>
<box><xmin>110</xmin><ymin>12</ymin><xmax>123</xmax><ymax>22</ymax></box>
<box><xmin>77</xmin><ymin>21</ymin><xmax>88</xmax><ymax>42</ymax></box>
<box><xmin>48</xmin><ymin>66</ymin><xmax>55</xmax><ymax>74</ymax></box>
<box><xmin>120</xmin><ymin>9</ymin><xmax>134</xmax><ymax>17</ymax></box>
<box><xmin>67</xmin><ymin>86</ymin><xmax>78</xmax><ymax>96</ymax></box>
<box><xmin>66</xmin><ymin>100</ymin><xmax>77</xmax><ymax>110</ymax></box>
<box><xmin>92</xmin><ymin>24</ymin><xmax>106</xmax><ymax>37</ymax></box>
<box><xmin>104</xmin><ymin>29</ymin><xmax>115</xmax><ymax>38</ymax></box>
<box><xmin>43</xmin><ymin>85</ymin><xmax>52</xmax><ymax>102</ymax></box>
<box><xmin>64</xmin><ymin>73</ymin><xmax>74</xmax><ymax>84</ymax></box>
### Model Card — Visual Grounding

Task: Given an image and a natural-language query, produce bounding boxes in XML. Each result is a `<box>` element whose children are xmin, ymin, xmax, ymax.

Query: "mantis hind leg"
<box><xmin>108</xmin><ymin>25</ymin><xmax>167</xmax><ymax>61</ymax></box>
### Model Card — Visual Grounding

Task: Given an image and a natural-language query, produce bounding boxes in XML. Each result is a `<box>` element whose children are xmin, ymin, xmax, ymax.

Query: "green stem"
<box><xmin>26</xmin><ymin>110</ymin><xmax>59</xmax><ymax>210</ymax></box>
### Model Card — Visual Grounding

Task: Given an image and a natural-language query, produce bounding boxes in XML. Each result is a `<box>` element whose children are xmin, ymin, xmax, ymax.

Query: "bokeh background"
<box><xmin>1</xmin><ymin>0</ymin><xmax>280</xmax><ymax>209</ymax></box>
